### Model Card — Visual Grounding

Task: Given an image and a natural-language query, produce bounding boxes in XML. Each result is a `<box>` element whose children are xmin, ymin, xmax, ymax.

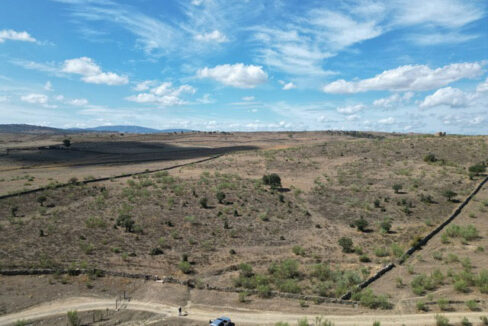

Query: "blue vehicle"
<box><xmin>209</xmin><ymin>316</ymin><xmax>235</xmax><ymax>326</ymax></box>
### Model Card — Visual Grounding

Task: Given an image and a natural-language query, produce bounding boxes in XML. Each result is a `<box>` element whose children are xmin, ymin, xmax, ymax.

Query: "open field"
<box><xmin>0</xmin><ymin>130</ymin><xmax>487</xmax><ymax>325</ymax></box>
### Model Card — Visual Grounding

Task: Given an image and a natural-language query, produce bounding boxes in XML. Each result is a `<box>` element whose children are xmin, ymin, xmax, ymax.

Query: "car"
<box><xmin>209</xmin><ymin>316</ymin><xmax>235</xmax><ymax>326</ymax></box>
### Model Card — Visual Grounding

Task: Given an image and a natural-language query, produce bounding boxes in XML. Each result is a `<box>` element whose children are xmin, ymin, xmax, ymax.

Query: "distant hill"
<box><xmin>0</xmin><ymin>124</ymin><xmax>65</xmax><ymax>134</ymax></box>
<box><xmin>0</xmin><ymin>124</ymin><xmax>194</xmax><ymax>134</ymax></box>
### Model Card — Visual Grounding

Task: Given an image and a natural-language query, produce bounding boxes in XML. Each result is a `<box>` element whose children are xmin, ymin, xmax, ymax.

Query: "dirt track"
<box><xmin>0</xmin><ymin>296</ymin><xmax>486</xmax><ymax>326</ymax></box>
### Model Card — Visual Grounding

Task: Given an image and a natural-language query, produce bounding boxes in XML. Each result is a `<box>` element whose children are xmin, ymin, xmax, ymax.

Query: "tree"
<box><xmin>338</xmin><ymin>237</ymin><xmax>353</xmax><ymax>253</ymax></box>
<box><xmin>392</xmin><ymin>184</ymin><xmax>403</xmax><ymax>194</ymax></box>
<box><xmin>216</xmin><ymin>191</ymin><xmax>226</xmax><ymax>204</ymax></box>
<box><xmin>263</xmin><ymin>173</ymin><xmax>282</xmax><ymax>188</ymax></box>
<box><xmin>442</xmin><ymin>190</ymin><xmax>457</xmax><ymax>202</ymax></box>
<box><xmin>354</xmin><ymin>217</ymin><xmax>369</xmax><ymax>232</ymax></box>
<box><xmin>116</xmin><ymin>214</ymin><xmax>135</xmax><ymax>232</ymax></box>
<box><xmin>469</xmin><ymin>163</ymin><xmax>486</xmax><ymax>176</ymax></box>
<box><xmin>63</xmin><ymin>138</ymin><xmax>71</xmax><ymax>147</ymax></box>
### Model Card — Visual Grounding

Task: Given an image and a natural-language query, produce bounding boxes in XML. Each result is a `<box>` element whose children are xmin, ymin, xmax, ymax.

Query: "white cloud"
<box><xmin>282</xmin><ymin>82</ymin><xmax>296</xmax><ymax>90</ymax></box>
<box><xmin>337</xmin><ymin>104</ymin><xmax>365</xmax><ymax>114</ymax></box>
<box><xmin>0</xmin><ymin>29</ymin><xmax>36</xmax><ymax>43</ymax></box>
<box><xmin>126</xmin><ymin>81</ymin><xmax>196</xmax><ymax>107</ymax></box>
<box><xmin>133</xmin><ymin>80</ymin><xmax>156</xmax><ymax>91</ymax></box>
<box><xmin>419</xmin><ymin>87</ymin><xmax>470</xmax><ymax>108</ymax></box>
<box><xmin>242</xmin><ymin>96</ymin><xmax>255</xmax><ymax>101</ymax></box>
<box><xmin>346</xmin><ymin>114</ymin><xmax>360</xmax><ymax>121</ymax></box>
<box><xmin>194</xmin><ymin>30</ymin><xmax>228</xmax><ymax>43</ymax></box>
<box><xmin>408</xmin><ymin>32</ymin><xmax>479</xmax><ymax>46</ymax></box>
<box><xmin>378</xmin><ymin>117</ymin><xmax>395</xmax><ymax>124</ymax></box>
<box><xmin>197</xmin><ymin>63</ymin><xmax>268</xmax><ymax>88</ymax></box>
<box><xmin>68</xmin><ymin>98</ymin><xmax>89</xmax><ymax>106</ymax></box>
<box><xmin>323</xmin><ymin>62</ymin><xmax>484</xmax><ymax>93</ymax></box>
<box><xmin>62</xmin><ymin>57</ymin><xmax>128</xmax><ymax>85</ymax></box>
<box><xmin>44</xmin><ymin>81</ymin><xmax>53</xmax><ymax>91</ymax></box>
<box><xmin>21</xmin><ymin>93</ymin><xmax>48</xmax><ymax>105</ymax></box>
<box><xmin>394</xmin><ymin>0</ymin><xmax>483</xmax><ymax>29</ymax></box>
<box><xmin>477</xmin><ymin>78</ymin><xmax>488</xmax><ymax>93</ymax></box>
<box><xmin>0</xmin><ymin>96</ymin><xmax>8</xmax><ymax>103</ymax></box>
<box><xmin>373</xmin><ymin>92</ymin><xmax>414</xmax><ymax>107</ymax></box>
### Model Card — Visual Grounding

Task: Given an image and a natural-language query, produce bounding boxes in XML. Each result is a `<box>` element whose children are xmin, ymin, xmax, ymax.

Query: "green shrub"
<box><xmin>178</xmin><ymin>261</ymin><xmax>192</xmax><ymax>274</ymax></box>
<box><xmin>67</xmin><ymin>310</ymin><xmax>80</xmax><ymax>326</ymax></box>
<box><xmin>352</xmin><ymin>289</ymin><xmax>392</xmax><ymax>309</ymax></box>
<box><xmin>468</xmin><ymin>163</ymin><xmax>486</xmax><ymax>176</ymax></box>
<box><xmin>238</xmin><ymin>291</ymin><xmax>249</xmax><ymax>303</ymax></box>
<box><xmin>354</xmin><ymin>217</ymin><xmax>369</xmax><ymax>232</ymax></box>
<box><xmin>461</xmin><ymin>317</ymin><xmax>472</xmax><ymax>326</ymax></box>
<box><xmin>466</xmin><ymin>300</ymin><xmax>479</xmax><ymax>311</ymax></box>
<box><xmin>116</xmin><ymin>214</ymin><xmax>135</xmax><ymax>232</ymax></box>
<box><xmin>437</xmin><ymin>298</ymin><xmax>450</xmax><ymax>311</ymax></box>
<box><xmin>424</xmin><ymin>153</ymin><xmax>438</xmax><ymax>163</ymax></box>
<box><xmin>416</xmin><ymin>300</ymin><xmax>428</xmax><ymax>311</ymax></box>
<box><xmin>278</xmin><ymin>279</ymin><xmax>301</xmax><ymax>293</ymax></box>
<box><xmin>390</xmin><ymin>243</ymin><xmax>403</xmax><ymax>258</ymax></box>
<box><xmin>149</xmin><ymin>247</ymin><xmax>163</xmax><ymax>256</ymax></box>
<box><xmin>216</xmin><ymin>191</ymin><xmax>226</xmax><ymax>204</ymax></box>
<box><xmin>199</xmin><ymin>197</ymin><xmax>208</xmax><ymax>208</ymax></box>
<box><xmin>435</xmin><ymin>314</ymin><xmax>449</xmax><ymax>326</ymax></box>
<box><xmin>257</xmin><ymin>284</ymin><xmax>272</xmax><ymax>298</ymax></box>
<box><xmin>359</xmin><ymin>254</ymin><xmax>371</xmax><ymax>263</ymax></box>
<box><xmin>338</xmin><ymin>237</ymin><xmax>353</xmax><ymax>253</ymax></box>
<box><xmin>442</xmin><ymin>189</ymin><xmax>457</xmax><ymax>201</ymax></box>
<box><xmin>374</xmin><ymin>247</ymin><xmax>389</xmax><ymax>257</ymax></box>
<box><xmin>392</xmin><ymin>183</ymin><xmax>403</xmax><ymax>193</ymax></box>
<box><xmin>379</xmin><ymin>218</ymin><xmax>392</xmax><ymax>233</ymax></box>
<box><xmin>262</xmin><ymin>173</ymin><xmax>282</xmax><ymax>188</ymax></box>
<box><xmin>292</xmin><ymin>245</ymin><xmax>305</xmax><ymax>256</ymax></box>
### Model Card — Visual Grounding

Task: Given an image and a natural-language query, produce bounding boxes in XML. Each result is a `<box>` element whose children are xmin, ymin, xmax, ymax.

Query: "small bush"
<box><xmin>352</xmin><ymin>289</ymin><xmax>392</xmax><ymax>309</ymax></box>
<box><xmin>149</xmin><ymin>247</ymin><xmax>163</xmax><ymax>256</ymax></box>
<box><xmin>461</xmin><ymin>317</ymin><xmax>472</xmax><ymax>326</ymax></box>
<box><xmin>466</xmin><ymin>300</ymin><xmax>479</xmax><ymax>311</ymax></box>
<box><xmin>178</xmin><ymin>261</ymin><xmax>192</xmax><ymax>274</ymax></box>
<box><xmin>359</xmin><ymin>254</ymin><xmax>371</xmax><ymax>263</ymax></box>
<box><xmin>292</xmin><ymin>245</ymin><xmax>305</xmax><ymax>256</ymax></box>
<box><xmin>435</xmin><ymin>314</ymin><xmax>449</xmax><ymax>326</ymax></box>
<box><xmin>424</xmin><ymin>153</ymin><xmax>438</xmax><ymax>163</ymax></box>
<box><xmin>442</xmin><ymin>189</ymin><xmax>457</xmax><ymax>201</ymax></box>
<box><xmin>392</xmin><ymin>183</ymin><xmax>403</xmax><ymax>193</ymax></box>
<box><xmin>338</xmin><ymin>237</ymin><xmax>353</xmax><ymax>253</ymax></box>
<box><xmin>374</xmin><ymin>247</ymin><xmax>389</xmax><ymax>257</ymax></box>
<box><xmin>354</xmin><ymin>217</ymin><xmax>369</xmax><ymax>232</ymax></box>
<box><xmin>67</xmin><ymin>310</ymin><xmax>80</xmax><ymax>326</ymax></box>
<box><xmin>262</xmin><ymin>173</ymin><xmax>282</xmax><ymax>188</ymax></box>
<box><xmin>199</xmin><ymin>197</ymin><xmax>208</xmax><ymax>208</ymax></box>
<box><xmin>416</xmin><ymin>300</ymin><xmax>428</xmax><ymax>311</ymax></box>
<box><xmin>216</xmin><ymin>191</ymin><xmax>226</xmax><ymax>204</ymax></box>
<box><xmin>257</xmin><ymin>284</ymin><xmax>272</xmax><ymax>298</ymax></box>
<box><xmin>379</xmin><ymin>218</ymin><xmax>391</xmax><ymax>233</ymax></box>
<box><xmin>437</xmin><ymin>298</ymin><xmax>450</xmax><ymax>311</ymax></box>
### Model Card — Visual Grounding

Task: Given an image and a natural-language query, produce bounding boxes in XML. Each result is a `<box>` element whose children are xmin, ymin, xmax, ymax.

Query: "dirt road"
<box><xmin>0</xmin><ymin>296</ymin><xmax>486</xmax><ymax>326</ymax></box>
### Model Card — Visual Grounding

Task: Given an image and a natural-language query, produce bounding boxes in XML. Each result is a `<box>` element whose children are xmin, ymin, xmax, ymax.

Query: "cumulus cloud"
<box><xmin>419</xmin><ymin>87</ymin><xmax>470</xmax><ymax>108</ymax></box>
<box><xmin>126</xmin><ymin>81</ymin><xmax>196</xmax><ymax>106</ymax></box>
<box><xmin>337</xmin><ymin>104</ymin><xmax>365</xmax><ymax>114</ymax></box>
<box><xmin>197</xmin><ymin>63</ymin><xmax>268</xmax><ymax>88</ymax></box>
<box><xmin>323</xmin><ymin>62</ymin><xmax>484</xmax><ymax>93</ymax></box>
<box><xmin>194</xmin><ymin>30</ymin><xmax>228</xmax><ymax>43</ymax></box>
<box><xmin>373</xmin><ymin>92</ymin><xmax>414</xmax><ymax>107</ymax></box>
<box><xmin>21</xmin><ymin>93</ymin><xmax>48</xmax><ymax>104</ymax></box>
<box><xmin>242</xmin><ymin>96</ymin><xmax>255</xmax><ymax>101</ymax></box>
<box><xmin>68</xmin><ymin>98</ymin><xmax>89</xmax><ymax>106</ymax></box>
<box><xmin>476</xmin><ymin>78</ymin><xmax>488</xmax><ymax>93</ymax></box>
<box><xmin>133</xmin><ymin>80</ymin><xmax>156</xmax><ymax>91</ymax></box>
<box><xmin>62</xmin><ymin>57</ymin><xmax>128</xmax><ymax>85</ymax></box>
<box><xmin>378</xmin><ymin>117</ymin><xmax>395</xmax><ymax>124</ymax></box>
<box><xmin>282</xmin><ymin>82</ymin><xmax>296</xmax><ymax>90</ymax></box>
<box><xmin>0</xmin><ymin>29</ymin><xmax>36</xmax><ymax>43</ymax></box>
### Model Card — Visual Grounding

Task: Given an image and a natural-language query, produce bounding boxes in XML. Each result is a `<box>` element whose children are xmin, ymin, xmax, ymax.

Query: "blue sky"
<box><xmin>0</xmin><ymin>0</ymin><xmax>487</xmax><ymax>133</ymax></box>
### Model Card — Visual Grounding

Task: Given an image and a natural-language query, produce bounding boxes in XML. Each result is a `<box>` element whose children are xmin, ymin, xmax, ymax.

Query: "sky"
<box><xmin>0</xmin><ymin>0</ymin><xmax>487</xmax><ymax>134</ymax></box>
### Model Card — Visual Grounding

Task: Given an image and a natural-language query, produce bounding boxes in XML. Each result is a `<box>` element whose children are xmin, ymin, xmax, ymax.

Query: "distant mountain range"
<box><xmin>0</xmin><ymin>124</ymin><xmax>194</xmax><ymax>134</ymax></box>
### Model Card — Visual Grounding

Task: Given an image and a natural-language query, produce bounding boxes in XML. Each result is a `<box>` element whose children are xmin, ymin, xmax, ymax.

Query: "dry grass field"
<box><xmin>0</xmin><ymin>130</ymin><xmax>487</xmax><ymax>324</ymax></box>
